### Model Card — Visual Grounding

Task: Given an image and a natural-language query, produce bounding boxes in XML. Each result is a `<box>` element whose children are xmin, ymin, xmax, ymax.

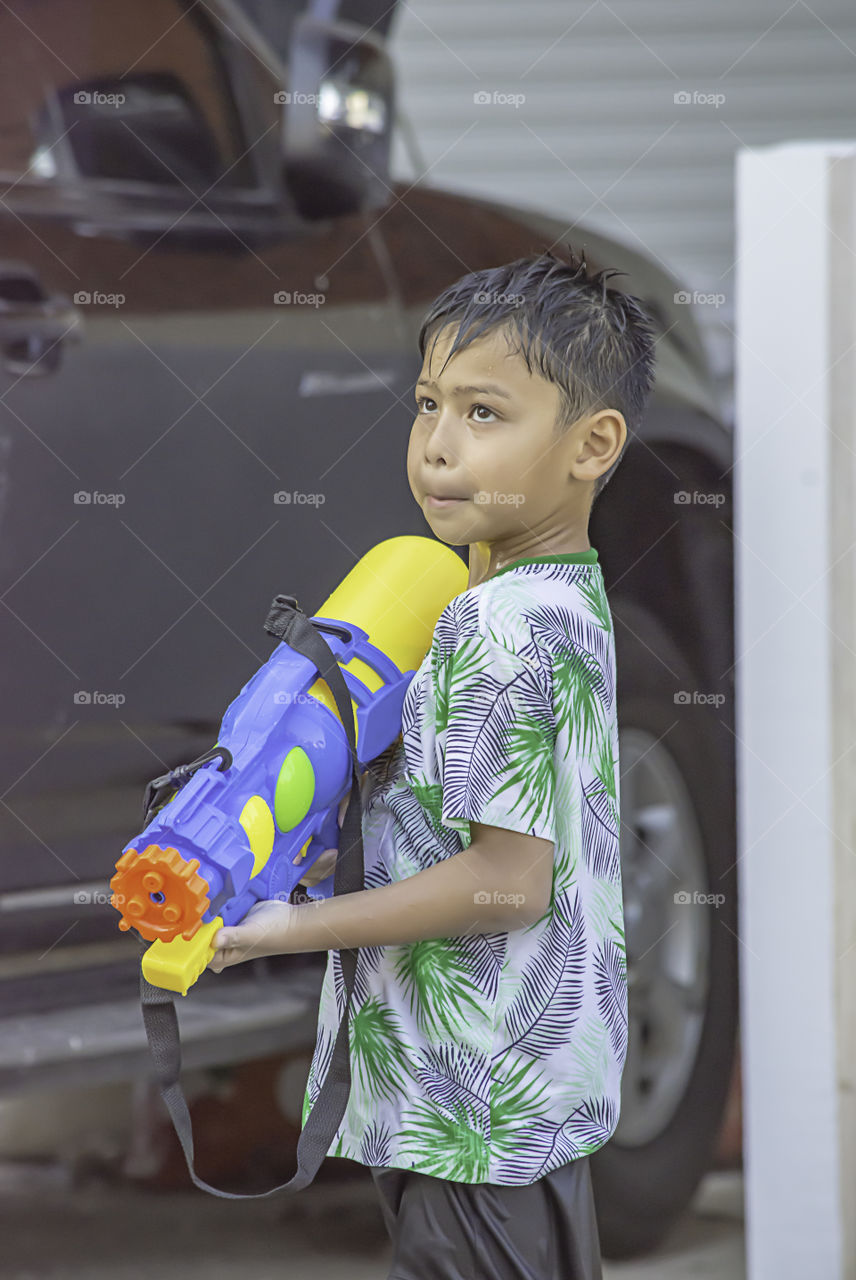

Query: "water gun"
<box><xmin>110</xmin><ymin>536</ymin><xmax>467</xmax><ymax>997</ymax></box>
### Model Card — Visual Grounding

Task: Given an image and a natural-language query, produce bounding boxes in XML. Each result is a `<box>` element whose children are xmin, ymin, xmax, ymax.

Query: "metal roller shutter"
<box><xmin>389</xmin><ymin>0</ymin><xmax>856</xmax><ymax>416</ymax></box>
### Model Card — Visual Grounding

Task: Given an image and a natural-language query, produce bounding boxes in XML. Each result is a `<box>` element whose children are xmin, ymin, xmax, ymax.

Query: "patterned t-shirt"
<box><xmin>301</xmin><ymin>547</ymin><xmax>627</xmax><ymax>1185</ymax></box>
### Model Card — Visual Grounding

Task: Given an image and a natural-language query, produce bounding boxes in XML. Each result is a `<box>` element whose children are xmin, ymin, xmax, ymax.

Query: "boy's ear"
<box><xmin>568</xmin><ymin>408</ymin><xmax>626</xmax><ymax>483</ymax></box>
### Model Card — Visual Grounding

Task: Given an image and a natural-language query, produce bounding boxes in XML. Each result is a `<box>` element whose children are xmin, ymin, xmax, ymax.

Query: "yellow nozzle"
<box><xmin>314</xmin><ymin>536</ymin><xmax>468</xmax><ymax>676</ymax></box>
<box><xmin>306</xmin><ymin>536</ymin><xmax>468</xmax><ymax>733</ymax></box>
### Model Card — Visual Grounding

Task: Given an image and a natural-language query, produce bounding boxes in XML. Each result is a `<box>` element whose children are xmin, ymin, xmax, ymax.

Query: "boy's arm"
<box><xmin>210</xmin><ymin>823</ymin><xmax>554</xmax><ymax>967</ymax></box>
<box><xmin>211</xmin><ymin>627</ymin><xmax>560</xmax><ymax>970</ymax></box>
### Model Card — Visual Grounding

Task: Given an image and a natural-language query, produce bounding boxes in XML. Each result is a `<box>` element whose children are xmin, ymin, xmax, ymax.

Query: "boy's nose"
<box><xmin>424</xmin><ymin>416</ymin><xmax>462</xmax><ymax>466</ymax></box>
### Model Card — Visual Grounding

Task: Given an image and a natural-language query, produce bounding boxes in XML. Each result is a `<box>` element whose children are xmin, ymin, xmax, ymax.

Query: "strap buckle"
<box><xmin>141</xmin><ymin>745</ymin><xmax>232</xmax><ymax>826</ymax></box>
<box><xmin>264</xmin><ymin>593</ymin><xmax>353</xmax><ymax>645</ymax></box>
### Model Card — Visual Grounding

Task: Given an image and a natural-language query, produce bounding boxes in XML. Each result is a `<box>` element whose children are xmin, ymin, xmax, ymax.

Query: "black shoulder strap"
<box><xmin>139</xmin><ymin>593</ymin><xmax>365</xmax><ymax>1197</ymax></box>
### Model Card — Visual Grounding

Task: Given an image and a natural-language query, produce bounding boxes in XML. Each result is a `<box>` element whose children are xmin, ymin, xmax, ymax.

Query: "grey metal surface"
<box><xmin>0</xmin><ymin>965</ymin><xmax>323</xmax><ymax>1095</ymax></box>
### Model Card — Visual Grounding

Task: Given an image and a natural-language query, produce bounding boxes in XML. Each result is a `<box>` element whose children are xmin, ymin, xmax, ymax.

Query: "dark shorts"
<box><xmin>369</xmin><ymin>1157</ymin><xmax>603</xmax><ymax>1280</ymax></box>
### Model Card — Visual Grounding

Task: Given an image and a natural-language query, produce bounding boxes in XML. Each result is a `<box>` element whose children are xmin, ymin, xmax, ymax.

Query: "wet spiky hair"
<box><xmin>417</xmin><ymin>245</ymin><xmax>657</xmax><ymax>500</ymax></box>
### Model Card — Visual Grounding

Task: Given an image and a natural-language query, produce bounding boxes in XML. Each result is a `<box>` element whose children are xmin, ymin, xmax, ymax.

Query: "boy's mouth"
<box><xmin>425</xmin><ymin>493</ymin><xmax>468</xmax><ymax>508</ymax></box>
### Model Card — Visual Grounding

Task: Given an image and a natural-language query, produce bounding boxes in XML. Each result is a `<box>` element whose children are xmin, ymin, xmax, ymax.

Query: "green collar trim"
<box><xmin>488</xmin><ymin>548</ymin><xmax>599</xmax><ymax>579</ymax></box>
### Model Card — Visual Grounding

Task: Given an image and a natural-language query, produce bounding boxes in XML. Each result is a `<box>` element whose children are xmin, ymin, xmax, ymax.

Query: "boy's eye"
<box><xmin>413</xmin><ymin>397</ymin><xmax>499</xmax><ymax>422</ymax></box>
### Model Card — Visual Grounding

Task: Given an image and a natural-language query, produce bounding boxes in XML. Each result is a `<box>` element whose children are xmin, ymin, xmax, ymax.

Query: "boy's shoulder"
<box><xmin>432</xmin><ymin>559</ymin><xmax>608</xmax><ymax>664</ymax></box>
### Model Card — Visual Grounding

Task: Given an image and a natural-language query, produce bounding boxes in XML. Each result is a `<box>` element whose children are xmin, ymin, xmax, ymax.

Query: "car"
<box><xmin>0</xmin><ymin>0</ymin><xmax>737</xmax><ymax>1259</ymax></box>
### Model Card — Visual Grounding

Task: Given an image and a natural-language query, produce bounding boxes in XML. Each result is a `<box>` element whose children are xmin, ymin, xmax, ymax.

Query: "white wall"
<box><xmin>735</xmin><ymin>138</ymin><xmax>856</xmax><ymax>1280</ymax></box>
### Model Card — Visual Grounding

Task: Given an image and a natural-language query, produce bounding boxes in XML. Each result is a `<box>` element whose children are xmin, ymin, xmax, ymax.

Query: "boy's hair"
<box><xmin>417</xmin><ymin>245</ymin><xmax>657</xmax><ymax>502</ymax></box>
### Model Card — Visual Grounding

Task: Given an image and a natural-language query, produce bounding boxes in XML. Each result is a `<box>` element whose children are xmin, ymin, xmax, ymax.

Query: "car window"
<box><xmin>0</xmin><ymin>0</ymin><xmax>269</xmax><ymax>193</ymax></box>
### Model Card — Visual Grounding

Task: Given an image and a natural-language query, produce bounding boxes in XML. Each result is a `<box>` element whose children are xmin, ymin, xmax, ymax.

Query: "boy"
<box><xmin>209</xmin><ymin>245</ymin><xmax>656</xmax><ymax>1279</ymax></box>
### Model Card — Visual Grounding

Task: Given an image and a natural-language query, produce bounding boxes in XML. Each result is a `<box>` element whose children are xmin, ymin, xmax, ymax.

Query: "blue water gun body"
<box><xmin>111</xmin><ymin>536</ymin><xmax>467</xmax><ymax>995</ymax></box>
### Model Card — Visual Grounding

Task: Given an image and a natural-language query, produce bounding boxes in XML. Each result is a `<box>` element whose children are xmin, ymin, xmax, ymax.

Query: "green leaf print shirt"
<box><xmin>301</xmin><ymin>548</ymin><xmax>627</xmax><ymax>1185</ymax></box>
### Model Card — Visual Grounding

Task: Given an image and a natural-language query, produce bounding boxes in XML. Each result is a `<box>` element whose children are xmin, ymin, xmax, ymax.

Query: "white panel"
<box><xmin>735</xmin><ymin>139</ymin><xmax>856</xmax><ymax>1280</ymax></box>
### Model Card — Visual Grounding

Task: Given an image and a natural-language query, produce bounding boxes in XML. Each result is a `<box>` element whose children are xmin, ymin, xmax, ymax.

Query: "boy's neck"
<box><xmin>467</xmin><ymin>535</ymin><xmax>593</xmax><ymax>588</ymax></box>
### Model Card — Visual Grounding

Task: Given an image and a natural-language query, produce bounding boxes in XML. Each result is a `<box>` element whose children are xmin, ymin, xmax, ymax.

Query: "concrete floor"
<box><xmin>0</xmin><ymin>1161</ymin><xmax>744</xmax><ymax>1279</ymax></box>
<box><xmin>604</xmin><ymin>1172</ymin><xmax>745</xmax><ymax>1279</ymax></box>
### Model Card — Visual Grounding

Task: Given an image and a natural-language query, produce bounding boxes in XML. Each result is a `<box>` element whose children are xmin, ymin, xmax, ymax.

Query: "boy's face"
<box><xmin>407</xmin><ymin>323</ymin><xmax>600</xmax><ymax>566</ymax></box>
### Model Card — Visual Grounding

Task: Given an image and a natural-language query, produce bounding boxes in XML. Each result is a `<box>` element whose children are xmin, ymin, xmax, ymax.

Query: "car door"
<box><xmin>0</xmin><ymin>0</ymin><xmax>417</xmax><ymax>969</ymax></box>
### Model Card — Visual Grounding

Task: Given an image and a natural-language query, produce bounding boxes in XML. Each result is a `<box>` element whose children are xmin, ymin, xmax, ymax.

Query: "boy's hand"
<box><xmin>298</xmin><ymin>846</ymin><xmax>338</xmax><ymax>889</ymax></box>
<box><xmin>209</xmin><ymin>780</ymin><xmax>362</xmax><ymax>968</ymax></box>
<box><xmin>296</xmin><ymin>789</ymin><xmax>352</xmax><ymax>889</ymax></box>
<box><xmin>207</xmin><ymin>899</ymin><xmax>296</xmax><ymax>972</ymax></box>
